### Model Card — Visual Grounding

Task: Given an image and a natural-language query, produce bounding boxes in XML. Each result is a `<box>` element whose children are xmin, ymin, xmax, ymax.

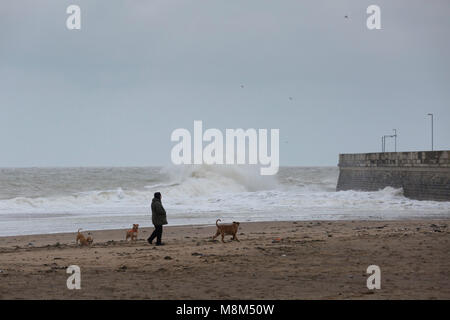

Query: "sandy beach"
<box><xmin>0</xmin><ymin>219</ymin><xmax>449</xmax><ymax>300</ymax></box>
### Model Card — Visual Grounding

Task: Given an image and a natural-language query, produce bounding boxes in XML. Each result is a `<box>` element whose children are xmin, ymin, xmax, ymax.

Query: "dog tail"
<box><xmin>216</xmin><ymin>219</ymin><xmax>221</xmax><ymax>227</ymax></box>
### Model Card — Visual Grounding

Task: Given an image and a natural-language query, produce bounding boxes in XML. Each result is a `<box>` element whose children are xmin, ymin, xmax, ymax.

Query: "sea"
<box><xmin>0</xmin><ymin>165</ymin><xmax>449</xmax><ymax>236</ymax></box>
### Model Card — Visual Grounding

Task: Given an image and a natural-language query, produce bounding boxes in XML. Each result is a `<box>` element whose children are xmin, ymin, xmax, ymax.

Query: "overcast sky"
<box><xmin>1</xmin><ymin>0</ymin><xmax>449</xmax><ymax>167</ymax></box>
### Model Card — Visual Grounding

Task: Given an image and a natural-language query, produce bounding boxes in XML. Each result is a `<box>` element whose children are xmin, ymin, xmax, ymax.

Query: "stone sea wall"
<box><xmin>336</xmin><ymin>151</ymin><xmax>450</xmax><ymax>201</ymax></box>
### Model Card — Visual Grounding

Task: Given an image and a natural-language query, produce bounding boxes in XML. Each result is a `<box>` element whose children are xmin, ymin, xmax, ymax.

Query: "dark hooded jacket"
<box><xmin>151</xmin><ymin>197</ymin><xmax>168</xmax><ymax>226</ymax></box>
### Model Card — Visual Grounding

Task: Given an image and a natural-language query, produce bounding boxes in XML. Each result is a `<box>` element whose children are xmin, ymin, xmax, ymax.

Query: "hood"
<box><xmin>152</xmin><ymin>197</ymin><xmax>161</xmax><ymax>203</ymax></box>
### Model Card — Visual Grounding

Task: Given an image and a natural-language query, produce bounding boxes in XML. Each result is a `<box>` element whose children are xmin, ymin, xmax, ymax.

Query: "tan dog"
<box><xmin>125</xmin><ymin>224</ymin><xmax>139</xmax><ymax>242</ymax></box>
<box><xmin>212</xmin><ymin>219</ymin><xmax>240</xmax><ymax>243</ymax></box>
<box><xmin>76</xmin><ymin>229</ymin><xmax>93</xmax><ymax>246</ymax></box>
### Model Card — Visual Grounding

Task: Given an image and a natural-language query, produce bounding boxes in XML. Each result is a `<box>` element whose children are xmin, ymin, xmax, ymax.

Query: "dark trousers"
<box><xmin>148</xmin><ymin>225</ymin><xmax>163</xmax><ymax>244</ymax></box>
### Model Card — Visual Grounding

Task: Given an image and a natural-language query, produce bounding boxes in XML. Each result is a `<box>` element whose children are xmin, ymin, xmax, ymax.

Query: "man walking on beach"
<box><xmin>147</xmin><ymin>192</ymin><xmax>168</xmax><ymax>246</ymax></box>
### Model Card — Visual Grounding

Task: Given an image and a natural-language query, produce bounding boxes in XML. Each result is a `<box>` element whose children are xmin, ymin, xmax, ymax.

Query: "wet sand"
<box><xmin>0</xmin><ymin>219</ymin><xmax>449</xmax><ymax>299</ymax></box>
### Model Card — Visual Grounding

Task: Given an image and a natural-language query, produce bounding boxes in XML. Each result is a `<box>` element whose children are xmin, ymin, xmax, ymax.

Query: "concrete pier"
<box><xmin>336</xmin><ymin>151</ymin><xmax>450</xmax><ymax>201</ymax></box>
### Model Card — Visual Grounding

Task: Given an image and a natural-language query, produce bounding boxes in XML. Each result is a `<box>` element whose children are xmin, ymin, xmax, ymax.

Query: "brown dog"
<box><xmin>125</xmin><ymin>224</ymin><xmax>139</xmax><ymax>242</ymax></box>
<box><xmin>212</xmin><ymin>219</ymin><xmax>240</xmax><ymax>243</ymax></box>
<box><xmin>76</xmin><ymin>229</ymin><xmax>93</xmax><ymax>246</ymax></box>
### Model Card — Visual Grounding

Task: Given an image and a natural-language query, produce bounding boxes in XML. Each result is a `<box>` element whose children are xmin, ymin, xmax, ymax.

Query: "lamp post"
<box><xmin>427</xmin><ymin>113</ymin><xmax>434</xmax><ymax>151</ymax></box>
<box><xmin>383</xmin><ymin>134</ymin><xmax>395</xmax><ymax>152</ymax></box>
<box><xmin>392</xmin><ymin>129</ymin><xmax>397</xmax><ymax>152</ymax></box>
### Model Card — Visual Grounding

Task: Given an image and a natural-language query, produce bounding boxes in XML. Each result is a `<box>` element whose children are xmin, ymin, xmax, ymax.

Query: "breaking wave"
<box><xmin>0</xmin><ymin>166</ymin><xmax>449</xmax><ymax>236</ymax></box>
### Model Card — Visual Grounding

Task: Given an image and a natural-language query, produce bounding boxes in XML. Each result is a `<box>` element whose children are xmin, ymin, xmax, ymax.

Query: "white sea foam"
<box><xmin>0</xmin><ymin>166</ymin><xmax>449</xmax><ymax>236</ymax></box>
